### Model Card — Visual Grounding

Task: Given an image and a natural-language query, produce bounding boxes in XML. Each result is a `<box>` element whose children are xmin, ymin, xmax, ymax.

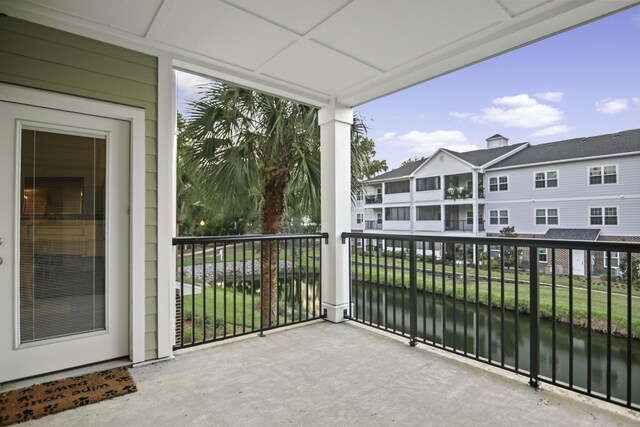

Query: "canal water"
<box><xmin>353</xmin><ymin>284</ymin><xmax>640</xmax><ymax>406</ymax></box>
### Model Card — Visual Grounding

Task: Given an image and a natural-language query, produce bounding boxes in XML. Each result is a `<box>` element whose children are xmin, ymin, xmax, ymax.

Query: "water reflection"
<box><xmin>353</xmin><ymin>284</ymin><xmax>639</xmax><ymax>406</ymax></box>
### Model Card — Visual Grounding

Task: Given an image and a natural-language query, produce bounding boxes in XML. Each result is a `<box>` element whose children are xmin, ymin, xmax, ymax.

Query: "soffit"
<box><xmin>1</xmin><ymin>0</ymin><xmax>637</xmax><ymax>107</ymax></box>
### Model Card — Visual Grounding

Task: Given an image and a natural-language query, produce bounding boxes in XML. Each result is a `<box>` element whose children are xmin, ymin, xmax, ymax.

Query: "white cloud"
<box><xmin>595</xmin><ymin>98</ymin><xmax>629</xmax><ymax>114</ymax></box>
<box><xmin>632</xmin><ymin>97</ymin><xmax>640</xmax><ymax>105</ymax></box>
<box><xmin>535</xmin><ymin>91</ymin><xmax>564</xmax><ymax>102</ymax></box>
<box><xmin>177</xmin><ymin>70</ymin><xmax>212</xmax><ymax>99</ymax></box>
<box><xmin>530</xmin><ymin>125</ymin><xmax>571</xmax><ymax>137</ymax></box>
<box><xmin>492</xmin><ymin>94</ymin><xmax>538</xmax><ymax>107</ymax></box>
<box><xmin>455</xmin><ymin>94</ymin><xmax>564</xmax><ymax>128</ymax></box>
<box><xmin>377</xmin><ymin>130</ymin><xmax>479</xmax><ymax>156</ymax></box>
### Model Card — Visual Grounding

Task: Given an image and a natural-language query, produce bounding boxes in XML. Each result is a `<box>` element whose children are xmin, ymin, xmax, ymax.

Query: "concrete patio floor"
<box><xmin>22</xmin><ymin>321</ymin><xmax>640</xmax><ymax>426</ymax></box>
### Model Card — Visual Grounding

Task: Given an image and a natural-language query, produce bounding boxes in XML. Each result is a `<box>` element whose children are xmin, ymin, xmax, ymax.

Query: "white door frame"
<box><xmin>572</xmin><ymin>249</ymin><xmax>585</xmax><ymax>277</ymax></box>
<box><xmin>0</xmin><ymin>82</ymin><xmax>146</xmax><ymax>364</ymax></box>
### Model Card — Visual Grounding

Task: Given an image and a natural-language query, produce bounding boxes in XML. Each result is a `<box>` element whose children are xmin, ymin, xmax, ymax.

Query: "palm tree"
<box><xmin>183</xmin><ymin>82</ymin><xmax>386</xmax><ymax>328</ymax></box>
<box><xmin>184</xmin><ymin>82</ymin><xmax>320</xmax><ymax>328</ymax></box>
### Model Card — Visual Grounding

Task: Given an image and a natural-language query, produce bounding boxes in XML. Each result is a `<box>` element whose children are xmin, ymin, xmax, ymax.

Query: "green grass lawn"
<box><xmin>180</xmin><ymin>281</ymin><xmax>320</xmax><ymax>343</ymax></box>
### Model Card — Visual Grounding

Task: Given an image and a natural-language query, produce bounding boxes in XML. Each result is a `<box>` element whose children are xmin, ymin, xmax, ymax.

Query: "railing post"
<box><xmin>409</xmin><ymin>240</ymin><xmax>418</xmax><ymax>347</ymax></box>
<box><xmin>528</xmin><ymin>245</ymin><xmax>540</xmax><ymax>388</ymax></box>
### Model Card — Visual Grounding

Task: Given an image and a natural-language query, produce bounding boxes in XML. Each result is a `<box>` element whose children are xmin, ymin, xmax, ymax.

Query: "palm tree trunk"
<box><xmin>260</xmin><ymin>165</ymin><xmax>288</xmax><ymax>329</ymax></box>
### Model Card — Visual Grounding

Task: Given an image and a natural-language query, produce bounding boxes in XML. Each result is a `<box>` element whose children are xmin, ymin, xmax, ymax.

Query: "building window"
<box><xmin>535</xmin><ymin>171</ymin><xmax>558</xmax><ymax>188</ymax></box>
<box><xmin>590</xmin><ymin>207</ymin><xmax>618</xmax><ymax>225</ymax></box>
<box><xmin>489</xmin><ymin>210</ymin><xmax>508</xmax><ymax>225</ymax></box>
<box><xmin>385</xmin><ymin>180</ymin><xmax>410</xmax><ymax>194</ymax></box>
<box><xmin>466</xmin><ymin>211</ymin><xmax>473</xmax><ymax>225</ymax></box>
<box><xmin>535</xmin><ymin>208</ymin><xmax>558</xmax><ymax>225</ymax></box>
<box><xmin>604</xmin><ymin>251</ymin><xmax>620</xmax><ymax>268</ymax></box>
<box><xmin>589</xmin><ymin>165</ymin><xmax>617</xmax><ymax>185</ymax></box>
<box><xmin>416</xmin><ymin>205</ymin><xmax>440</xmax><ymax>221</ymax></box>
<box><xmin>356</xmin><ymin>213</ymin><xmax>363</xmax><ymax>224</ymax></box>
<box><xmin>489</xmin><ymin>176</ymin><xmax>508</xmax><ymax>192</ymax></box>
<box><xmin>416</xmin><ymin>176</ymin><xmax>440</xmax><ymax>191</ymax></box>
<box><xmin>538</xmin><ymin>248</ymin><xmax>548</xmax><ymax>263</ymax></box>
<box><xmin>385</xmin><ymin>207</ymin><xmax>410</xmax><ymax>221</ymax></box>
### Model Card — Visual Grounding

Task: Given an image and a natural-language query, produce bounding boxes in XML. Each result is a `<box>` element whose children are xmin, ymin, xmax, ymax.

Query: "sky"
<box><xmin>177</xmin><ymin>5</ymin><xmax>640</xmax><ymax>169</ymax></box>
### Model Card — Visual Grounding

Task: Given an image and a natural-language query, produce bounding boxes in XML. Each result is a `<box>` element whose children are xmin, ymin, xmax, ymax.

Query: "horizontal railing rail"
<box><xmin>173</xmin><ymin>233</ymin><xmax>328</xmax><ymax>349</ymax></box>
<box><xmin>343</xmin><ymin>231</ymin><xmax>640</xmax><ymax>411</ymax></box>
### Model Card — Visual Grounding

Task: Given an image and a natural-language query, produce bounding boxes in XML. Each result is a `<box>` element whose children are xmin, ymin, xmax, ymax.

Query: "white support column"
<box><xmin>472</xmin><ymin>170</ymin><xmax>479</xmax><ymax>234</ymax></box>
<box><xmin>319</xmin><ymin>101</ymin><xmax>353</xmax><ymax>323</ymax></box>
<box><xmin>409</xmin><ymin>177</ymin><xmax>415</xmax><ymax>234</ymax></box>
<box><xmin>156</xmin><ymin>53</ymin><xmax>176</xmax><ymax>360</ymax></box>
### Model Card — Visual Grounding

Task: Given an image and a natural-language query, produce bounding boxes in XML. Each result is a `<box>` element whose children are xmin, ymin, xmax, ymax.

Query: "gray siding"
<box><xmin>0</xmin><ymin>16</ymin><xmax>159</xmax><ymax>360</ymax></box>
<box><xmin>485</xmin><ymin>155</ymin><xmax>640</xmax><ymax>236</ymax></box>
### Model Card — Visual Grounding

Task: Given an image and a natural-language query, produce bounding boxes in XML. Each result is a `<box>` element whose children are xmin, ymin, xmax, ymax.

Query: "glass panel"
<box><xmin>20</xmin><ymin>129</ymin><xmax>106</xmax><ymax>343</ymax></box>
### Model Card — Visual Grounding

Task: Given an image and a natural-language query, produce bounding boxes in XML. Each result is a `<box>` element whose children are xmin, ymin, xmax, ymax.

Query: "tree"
<box><xmin>183</xmin><ymin>82</ymin><xmax>378</xmax><ymax>327</ymax></box>
<box><xmin>351</xmin><ymin>120</ymin><xmax>388</xmax><ymax>184</ymax></box>
<box><xmin>498</xmin><ymin>226</ymin><xmax>519</xmax><ymax>268</ymax></box>
<box><xmin>399</xmin><ymin>156</ymin><xmax>427</xmax><ymax>167</ymax></box>
<box><xmin>176</xmin><ymin>112</ymin><xmax>255</xmax><ymax>236</ymax></box>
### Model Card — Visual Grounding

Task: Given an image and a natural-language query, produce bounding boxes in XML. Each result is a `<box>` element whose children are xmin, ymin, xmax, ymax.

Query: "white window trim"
<box><xmin>488</xmin><ymin>175</ymin><xmax>509</xmax><ymax>192</ymax></box>
<box><xmin>538</xmin><ymin>248</ymin><xmax>548</xmax><ymax>263</ymax></box>
<box><xmin>533</xmin><ymin>170</ymin><xmax>559</xmax><ymax>189</ymax></box>
<box><xmin>489</xmin><ymin>209</ymin><xmax>509</xmax><ymax>226</ymax></box>
<box><xmin>588</xmin><ymin>205</ymin><xmax>619</xmax><ymax>227</ymax></box>
<box><xmin>587</xmin><ymin>164</ymin><xmax>618</xmax><ymax>186</ymax></box>
<box><xmin>603</xmin><ymin>251</ymin><xmax>620</xmax><ymax>268</ymax></box>
<box><xmin>534</xmin><ymin>208</ymin><xmax>559</xmax><ymax>226</ymax></box>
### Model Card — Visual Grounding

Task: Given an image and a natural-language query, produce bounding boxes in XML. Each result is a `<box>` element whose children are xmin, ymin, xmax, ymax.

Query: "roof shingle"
<box><xmin>488</xmin><ymin>129</ymin><xmax>640</xmax><ymax>169</ymax></box>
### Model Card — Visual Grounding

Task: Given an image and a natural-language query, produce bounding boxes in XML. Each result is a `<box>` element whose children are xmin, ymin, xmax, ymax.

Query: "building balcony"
<box><xmin>20</xmin><ymin>321</ymin><xmax>635</xmax><ymax>425</ymax></box>
<box><xmin>364</xmin><ymin>195</ymin><xmax>382</xmax><ymax>204</ymax></box>
<box><xmin>365</xmin><ymin>220</ymin><xmax>383</xmax><ymax>230</ymax></box>
<box><xmin>444</xmin><ymin>219</ymin><xmax>485</xmax><ymax>232</ymax></box>
<box><xmin>5</xmin><ymin>233</ymin><xmax>636</xmax><ymax>425</ymax></box>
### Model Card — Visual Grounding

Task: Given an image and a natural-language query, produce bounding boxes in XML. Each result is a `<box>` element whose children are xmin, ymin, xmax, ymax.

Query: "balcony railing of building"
<box><xmin>365</xmin><ymin>195</ymin><xmax>383</xmax><ymax>204</ymax></box>
<box><xmin>342</xmin><ymin>232</ymin><xmax>640</xmax><ymax>411</ymax></box>
<box><xmin>365</xmin><ymin>220</ymin><xmax>383</xmax><ymax>230</ymax></box>
<box><xmin>444</xmin><ymin>220</ymin><xmax>485</xmax><ymax>232</ymax></box>
<box><xmin>173</xmin><ymin>233</ymin><xmax>328</xmax><ymax>349</ymax></box>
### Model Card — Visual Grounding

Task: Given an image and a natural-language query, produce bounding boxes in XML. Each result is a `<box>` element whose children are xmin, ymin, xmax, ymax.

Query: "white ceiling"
<box><xmin>2</xmin><ymin>0</ymin><xmax>638</xmax><ymax>107</ymax></box>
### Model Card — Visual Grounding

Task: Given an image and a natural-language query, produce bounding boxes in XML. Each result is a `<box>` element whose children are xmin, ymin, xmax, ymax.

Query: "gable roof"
<box><xmin>488</xmin><ymin>129</ymin><xmax>640</xmax><ymax>169</ymax></box>
<box><xmin>367</xmin><ymin>158</ymin><xmax>426</xmax><ymax>182</ymax></box>
<box><xmin>441</xmin><ymin>143</ymin><xmax>527</xmax><ymax>167</ymax></box>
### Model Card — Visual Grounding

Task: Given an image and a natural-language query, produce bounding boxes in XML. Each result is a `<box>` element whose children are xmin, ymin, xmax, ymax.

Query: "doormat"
<box><xmin>0</xmin><ymin>367</ymin><xmax>137</xmax><ymax>426</ymax></box>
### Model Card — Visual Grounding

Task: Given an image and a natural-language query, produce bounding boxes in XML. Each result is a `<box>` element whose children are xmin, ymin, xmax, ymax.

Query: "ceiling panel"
<box><xmin>225</xmin><ymin>0</ymin><xmax>350</xmax><ymax>35</ymax></box>
<box><xmin>155</xmin><ymin>0</ymin><xmax>298</xmax><ymax>70</ymax></box>
<box><xmin>260</xmin><ymin>39</ymin><xmax>380</xmax><ymax>96</ymax></box>
<box><xmin>2</xmin><ymin>0</ymin><xmax>637</xmax><ymax>106</ymax></box>
<box><xmin>497</xmin><ymin>0</ymin><xmax>554</xmax><ymax>17</ymax></box>
<box><xmin>310</xmin><ymin>0</ymin><xmax>505</xmax><ymax>71</ymax></box>
<box><xmin>22</xmin><ymin>0</ymin><xmax>163</xmax><ymax>36</ymax></box>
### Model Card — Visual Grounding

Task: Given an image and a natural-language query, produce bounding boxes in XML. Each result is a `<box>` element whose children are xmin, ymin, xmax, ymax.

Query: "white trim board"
<box><xmin>0</xmin><ymin>82</ymin><xmax>146</xmax><ymax>364</ymax></box>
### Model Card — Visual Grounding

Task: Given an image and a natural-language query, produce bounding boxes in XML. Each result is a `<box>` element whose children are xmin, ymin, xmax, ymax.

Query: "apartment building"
<box><xmin>352</xmin><ymin>129</ymin><xmax>640</xmax><ymax>274</ymax></box>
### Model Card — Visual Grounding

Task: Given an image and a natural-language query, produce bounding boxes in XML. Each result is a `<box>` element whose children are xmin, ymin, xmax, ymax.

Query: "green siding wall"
<box><xmin>0</xmin><ymin>16</ymin><xmax>159</xmax><ymax>360</ymax></box>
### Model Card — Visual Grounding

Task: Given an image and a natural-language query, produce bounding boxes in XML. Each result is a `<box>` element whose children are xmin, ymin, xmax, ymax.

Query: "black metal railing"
<box><xmin>444</xmin><ymin>220</ymin><xmax>485</xmax><ymax>232</ymax></box>
<box><xmin>343</xmin><ymin>232</ymin><xmax>640</xmax><ymax>411</ymax></box>
<box><xmin>365</xmin><ymin>220</ymin><xmax>383</xmax><ymax>230</ymax></box>
<box><xmin>173</xmin><ymin>233</ymin><xmax>328</xmax><ymax>349</ymax></box>
<box><xmin>365</xmin><ymin>195</ymin><xmax>383</xmax><ymax>204</ymax></box>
